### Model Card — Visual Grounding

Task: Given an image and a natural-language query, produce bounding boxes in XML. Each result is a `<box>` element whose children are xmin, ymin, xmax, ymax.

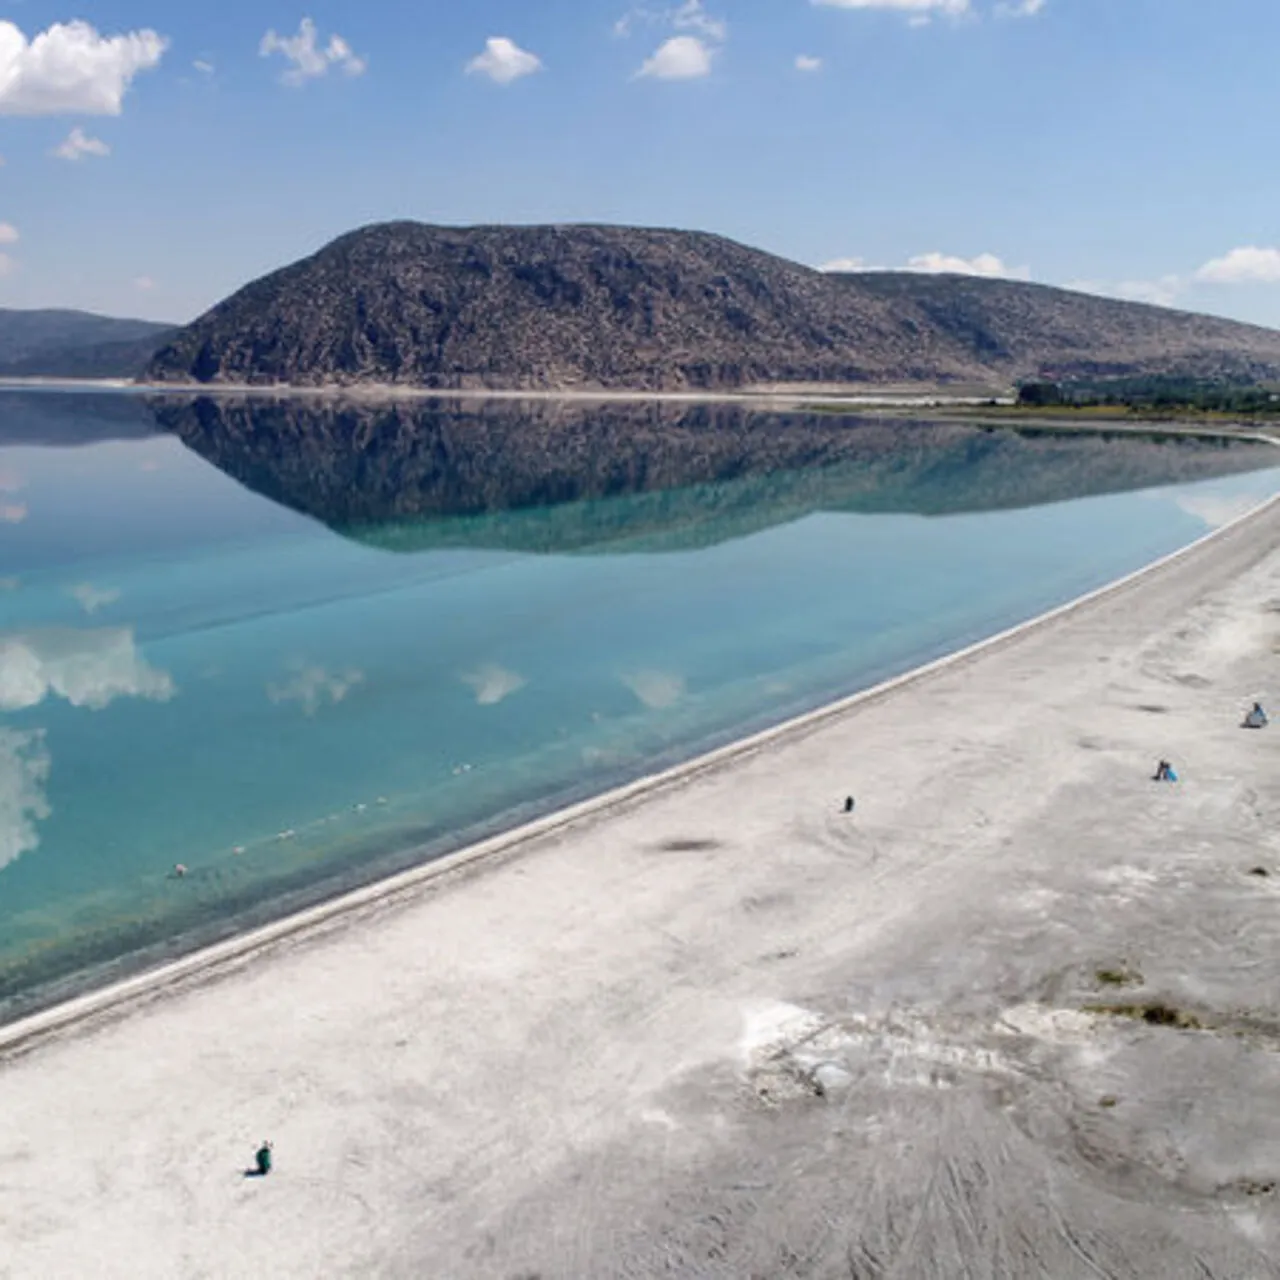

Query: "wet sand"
<box><xmin>2</xmin><ymin>499</ymin><xmax>1279</xmax><ymax>1278</ymax></box>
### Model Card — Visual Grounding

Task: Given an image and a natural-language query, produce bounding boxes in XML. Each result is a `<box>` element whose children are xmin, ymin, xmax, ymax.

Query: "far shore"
<box><xmin>2</xmin><ymin>485</ymin><xmax>1279</xmax><ymax>1275</ymax></box>
<box><xmin>3</xmin><ymin>374</ymin><xmax>1278</xmax><ymax>441</ymax></box>
<box><xmin>0</xmin><ymin>372</ymin><xmax>1013</xmax><ymax>409</ymax></box>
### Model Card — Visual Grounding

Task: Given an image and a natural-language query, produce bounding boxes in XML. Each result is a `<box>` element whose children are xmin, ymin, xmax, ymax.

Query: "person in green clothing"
<box><xmin>255</xmin><ymin>1141</ymin><xmax>273</xmax><ymax>1176</ymax></box>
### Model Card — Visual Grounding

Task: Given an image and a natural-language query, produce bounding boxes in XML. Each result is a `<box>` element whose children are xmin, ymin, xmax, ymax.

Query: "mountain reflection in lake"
<box><xmin>152</xmin><ymin>395</ymin><xmax>1273</xmax><ymax>553</ymax></box>
<box><xmin>0</xmin><ymin>389</ymin><xmax>1277</xmax><ymax>1020</ymax></box>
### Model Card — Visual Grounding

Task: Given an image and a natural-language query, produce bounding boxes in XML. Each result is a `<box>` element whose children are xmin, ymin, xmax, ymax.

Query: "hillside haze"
<box><xmin>146</xmin><ymin>223</ymin><xmax>1280</xmax><ymax>391</ymax></box>
<box><xmin>0</xmin><ymin>309</ymin><xmax>175</xmax><ymax>378</ymax></box>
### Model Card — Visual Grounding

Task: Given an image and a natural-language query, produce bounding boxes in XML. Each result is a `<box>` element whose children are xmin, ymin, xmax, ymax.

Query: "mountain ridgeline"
<box><xmin>146</xmin><ymin>223</ymin><xmax>1280</xmax><ymax>391</ymax></box>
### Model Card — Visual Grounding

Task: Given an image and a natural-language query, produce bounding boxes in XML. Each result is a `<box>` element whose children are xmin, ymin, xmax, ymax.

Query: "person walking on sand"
<box><xmin>255</xmin><ymin>1140</ymin><xmax>273</xmax><ymax>1176</ymax></box>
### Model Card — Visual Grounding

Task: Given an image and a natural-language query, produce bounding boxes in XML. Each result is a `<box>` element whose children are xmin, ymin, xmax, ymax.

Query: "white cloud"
<box><xmin>260</xmin><ymin>18</ymin><xmax>367</xmax><ymax>87</ymax></box>
<box><xmin>812</xmin><ymin>0</ymin><xmax>971</xmax><ymax>15</ymax></box>
<box><xmin>795</xmin><ymin>54</ymin><xmax>823</xmax><ymax>72</ymax></box>
<box><xmin>907</xmin><ymin>251</ymin><xmax>1029</xmax><ymax>279</ymax></box>
<box><xmin>66</xmin><ymin>582</ymin><xmax>120</xmax><ymax>615</ymax></box>
<box><xmin>621</xmin><ymin>3</ymin><xmax>725</xmax><ymax>79</ymax></box>
<box><xmin>52</xmin><ymin>126</ymin><xmax>110</xmax><ymax>161</ymax></box>
<box><xmin>623</xmin><ymin>670</ymin><xmax>686</xmax><ymax>709</ymax></box>
<box><xmin>133</xmin><ymin>275</ymin><xmax>155</xmax><ymax>292</ymax></box>
<box><xmin>267</xmin><ymin>662</ymin><xmax>364</xmax><ymax>716</ymax></box>
<box><xmin>0</xmin><ymin>223</ymin><xmax>17</xmax><ymax>245</ymax></box>
<box><xmin>1065</xmin><ymin>275</ymin><xmax>1185</xmax><ymax>309</ymax></box>
<box><xmin>1195</xmin><ymin>246</ymin><xmax>1280</xmax><ymax>286</ymax></box>
<box><xmin>638</xmin><ymin>35</ymin><xmax>714</xmax><ymax>79</ymax></box>
<box><xmin>819</xmin><ymin>256</ymin><xmax>867</xmax><ymax>272</ymax></box>
<box><xmin>1111</xmin><ymin>276</ymin><xmax>1183</xmax><ymax>308</ymax></box>
<box><xmin>461</xmin><ymin>663</ymin><xmax>526</xmax><ymax>706</ymax></box>
<box><xmin>193</xmin><ymin>59</ymin><xmax>214</xmax><ymax>76</ymax></box>
<box><xmin>465</xmin><ymin>37</ymin><xmax>543</xmax><ymax>85</ymax></box>
<box><xmin>996</xmin><ymin>0</ymin><xmax>1046</xmax><ymax>14</ymax></box>
<box><xmin>0</xmin><ymin>502</ymin><xmax>26</xmax><ymax>523</ymax></box>
<box><xmin>0</xmin><ymin>20</ymin><xmax>167</xmax><ymax>116</ymax></box>
<box><xmin>820</xmin><ymin>251</ymin><xmax>1026</xmax><ymax>277</ymax></box>
<box><xmin>616</xmin><ymin>2</ymin><xmax>727</xmax><ymax>41</ymax></box>
<box><xmin>0</xmin><ymin>627</ymin><xmax>175</xmax><ymax>712</ymax></box>
<box><xmin>672</xmin><ymin>0</ymin><xmax>728</xmax><ymax>40</ymax></box>
<box><xmin>0</xmin><ymin>727</ymin><xmax>51</xmax><ymax>872</ymax></box>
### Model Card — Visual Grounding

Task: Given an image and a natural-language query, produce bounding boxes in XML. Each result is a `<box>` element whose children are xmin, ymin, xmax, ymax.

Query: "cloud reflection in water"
<box><xmin>622</xmin><ymin>670</ymin><xmax>685</xmax><ymax>710</ymax></box>
<box><xmin>0</xmin><ymin>727</ymin><xmax>51</xmax><ymax>871</ymax></box>
<box><xmin>267</xmin><ymin>662</ymin><xmax>365</xmax><ymax>716</ymax></box>
<box><xmin>0</xmin><ymin>627</ymin><xmax>175</xmax><ymax>712</ymax></box>
<box><xmin>66</xmin><ymin>583</ymin><xmax>122</xmax><ymax>615</ymax></box>
<box><xmin>461</xmin><ymin>663</ymin><xmax>526</xmax><ymax>706</ymax></box>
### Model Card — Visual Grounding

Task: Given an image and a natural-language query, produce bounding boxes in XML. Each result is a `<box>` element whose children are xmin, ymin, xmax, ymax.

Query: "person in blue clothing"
<box><xmin>1153</xmin><ymin>760</ymin><xmax>1178</xmax><ymax>783</ymax></box>
<box><xmin>254</xmin><ymin>1141</ymin><xmax>273</xmax><ymax>1176</ymax></box>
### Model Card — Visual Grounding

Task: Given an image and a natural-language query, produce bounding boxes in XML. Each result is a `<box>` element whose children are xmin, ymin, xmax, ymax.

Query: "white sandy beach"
<box><xmin>2</xmin><ymin>499</ymin><xmax>1280</xmax><ymax>1278</ymax></box>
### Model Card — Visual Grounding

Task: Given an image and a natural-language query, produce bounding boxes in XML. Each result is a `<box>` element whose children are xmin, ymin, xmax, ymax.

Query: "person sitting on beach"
<box><xmin>1153</xmin><ymin>760</ymin><xmax>1177</xmax><ymax>783</ymax></box>
<box><xmin>255</xmin><ymin>1141</ymin><xmax>273</xmax><ymax>1176</ymax></box>
<box><xmin>1244</xmin><ymin>702</ymin><xmax>1269</xmax><ymax>730</ymax></box>
<box><xmin>843</xmin><ymin>796</ymin><xmax>856</xmax><ymax>814</ymax></box>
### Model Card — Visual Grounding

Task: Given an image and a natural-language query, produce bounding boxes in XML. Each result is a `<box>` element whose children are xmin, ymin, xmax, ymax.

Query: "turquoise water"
<box><xmin>1</xmin><ymin>391</ymin><xmax>1278</xmax><ymax>1017</ymax></box>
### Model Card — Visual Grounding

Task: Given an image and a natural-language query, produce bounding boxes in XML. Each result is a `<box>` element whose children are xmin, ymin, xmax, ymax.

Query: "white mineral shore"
<box><xmin>3</xmin><ymin>501</ymin><xmax>1280</xmax><ymax>1278</ymax></box>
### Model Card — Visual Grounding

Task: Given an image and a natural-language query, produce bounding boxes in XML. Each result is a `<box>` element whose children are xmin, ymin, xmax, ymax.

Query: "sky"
<box><xmin>2</xmin><ymin>0</ymin><xmax>1280</xmax><ymax>327</ymax></box>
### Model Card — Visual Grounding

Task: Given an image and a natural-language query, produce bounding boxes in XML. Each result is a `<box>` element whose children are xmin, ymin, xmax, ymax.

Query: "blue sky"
<box><xmin>2</xmin><ymin>0</ymin><xmax>1279</xmax><ymax>327</ymax></box>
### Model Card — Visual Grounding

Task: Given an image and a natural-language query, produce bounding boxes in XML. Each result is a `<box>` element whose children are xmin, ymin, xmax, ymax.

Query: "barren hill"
<box><xmin>145</xmin><ymin>223</ymin><xmax>1280</xmax><ymax>390</ymax></box>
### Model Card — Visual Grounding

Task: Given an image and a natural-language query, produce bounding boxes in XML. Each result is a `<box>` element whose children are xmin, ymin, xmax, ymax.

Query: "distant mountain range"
<box><xmin>0</xmin><ymin>309</ymin><xmax>175</xmax><ymax>379</ymax></box>
<box><xmin>143</xmin><ymin>223</ymin><xmax>1280</xmax><ymax>391</ymax></box>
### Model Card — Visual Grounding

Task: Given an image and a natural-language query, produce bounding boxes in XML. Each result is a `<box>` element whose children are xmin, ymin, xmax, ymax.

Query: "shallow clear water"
<box><xmin>1</xmin><ymin>391</ymin><xmax>1277</xmax><ymax>1016</ymax></box>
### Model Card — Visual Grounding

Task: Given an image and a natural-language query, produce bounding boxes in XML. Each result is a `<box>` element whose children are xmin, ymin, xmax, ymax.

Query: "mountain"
<box><xmin>150</xmin><ymin>395</ymin><xmax>1276</xmax><ymax>555</ymax></box>
<box><xmin>0</xmin><ymin>309</ymin><xmax>175</xmax><ymax>379</ymax></box>
<box><xmin>145</xmin><ymin>223</ymin><xmax>1280</xmax><ymax>391</ymax></box>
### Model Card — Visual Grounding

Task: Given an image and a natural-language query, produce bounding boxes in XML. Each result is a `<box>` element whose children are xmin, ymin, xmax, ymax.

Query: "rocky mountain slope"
<box><xmin>145</xmin><ymin>223</ymin><xmax>1280</xmax><ymax>391</ymax></box>
<box><xmin>0</xmin><ymin>309</ymin><xmax>174</xmax><ymax>378</ymax></box>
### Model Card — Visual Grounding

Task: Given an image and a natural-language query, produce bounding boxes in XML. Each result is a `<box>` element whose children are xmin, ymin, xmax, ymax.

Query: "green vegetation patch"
<box><xmin>1095</xmin><ymin>965</ymin><xmax>1144</xmax><ymax>988</ymax></box>
<box><xmin>1086</xmin><ymin>1001</ymin><xmax>1203</xmax><ymax>1030</ymax></box>
<box><xmin>1018</xmin><ymin>375</ymin><xmax>1280</xmax><ymax>419</ymax></box>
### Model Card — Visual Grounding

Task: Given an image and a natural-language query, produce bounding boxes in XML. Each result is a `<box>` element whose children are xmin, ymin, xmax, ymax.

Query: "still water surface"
<box><xmin>1</xmin><ymin>392</ymin><xmax>1277</xmax><ymax>1016</ymax></box>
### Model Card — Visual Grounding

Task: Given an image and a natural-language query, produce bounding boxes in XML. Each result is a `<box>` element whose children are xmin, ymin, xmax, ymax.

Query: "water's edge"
<box><xmin>3</xmin><ymin>482</ymin><xmax>1277</xmax><ymax>1055</ymax></box>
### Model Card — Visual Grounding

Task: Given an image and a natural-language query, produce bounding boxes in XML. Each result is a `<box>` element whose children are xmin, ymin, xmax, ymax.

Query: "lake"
<box><xmin>1</xmin><ymin>390</ymin><xmax>1277</xmax><ymax>1019</ymax></box>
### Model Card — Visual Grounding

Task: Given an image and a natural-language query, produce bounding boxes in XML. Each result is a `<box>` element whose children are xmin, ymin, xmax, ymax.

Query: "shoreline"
<box><xmin>3</xmin><ymin>375</ymin><xmax>1276</xmax><ymax>440</ymax></box>
<box><xmin>2</xmin><ymin>374</ymin><xmax>1008</xmax><ymax>406</ymax></box>
<box><xmin>4</xmin><ymin>474</ymin><xmax>1280</xmax><ymax>1273</ymax></box>
<box><xmin>4</xmin><ymin>482</ymin><xmax>1278</xmax><ymax>1057</ymax></box>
